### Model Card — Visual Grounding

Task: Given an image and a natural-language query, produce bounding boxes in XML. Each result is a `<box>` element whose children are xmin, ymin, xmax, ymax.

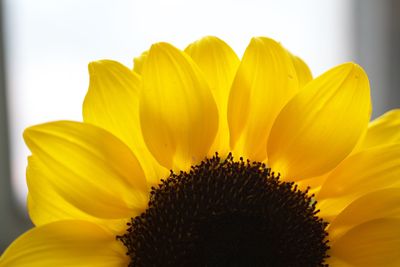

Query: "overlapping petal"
<box><xmin>328</xmin><ymin>188</ymin><xmax>400</xmax><ymax>241</ymax></box>
<box><xmin>316</xmin><ymin>144</ymin><xmax>400</xmax><ymax>219</ymax></box>
<box><xmin>83</xmin><ymin>60</ymin><xmax>141</xmax><ymax>150</ymax></box>
<box><xmin>289</xmin><ymin>53</ymin><xmax>312</xmax><ymax>88</ymax></box>
<box><xmin>140</xmin><ymin>42</ymin><xmax>218</xmax><ymax>171</ymax></box>
<box><xmin>228</xmin><ymin>37</ymin><xmax>299</xmax><ymax>161</ymax></box>
<box><xmin>0</xmin><ymin>220</ymin><xmax>128</xmax><ymax>267</ymax></box>
<box><xmin>83</xmin><ymin>60</ymin><xmax>168</xmax><ymax>185</ymax></box>
<box><xmin>133</xmin><ymin>50</ymin><xmax>148</xmax><ymax>75</ymax></box>
<box><xmin>24</xmin><ymin>121</ymin><xmax>148</xmax><ymax>222</ymax></box>
<box><xmin>362</xmin><ymin>109</ymin><xmax>400</xmax><ymax>149</ymax></box>
<box><xmin>318</xmin><ymin>143</ymin><xmax>400</xmax><ymax>198</ymax></box>
<box><xmin>268</xmin><ymin>63</ymin><xmax>372</xmax><ymax>180</ymax></box>
<box><xmin>185</xmin><ymin>36</ymin><xmax>240</xmax><ymax>155</ymax></box>
<box><xmin>330</xmin><ymin>218</ymin><xmax>400</xmax><ymax>266</ymax></box>
<box><xmin>27</xmin><ymin>156</ymin><xmax>128</xmax><ymax>233</ymax></box>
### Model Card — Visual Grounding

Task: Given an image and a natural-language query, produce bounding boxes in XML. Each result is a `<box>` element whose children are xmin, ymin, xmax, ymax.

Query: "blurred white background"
<box><xmin>1</xmin><ymin>0</ymin><xmax>398</xmax><ymax>252</ymax></box>
<box><xmin>4</xmin><ymin>0</ymin><xmax>354</xmax><ymax>206</ymax></box>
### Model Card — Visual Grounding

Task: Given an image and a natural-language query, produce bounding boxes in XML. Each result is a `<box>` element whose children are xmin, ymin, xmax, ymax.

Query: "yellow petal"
<box><xmin>317</xmin><ymin>144</ymin><xmax>400</xmax><ymax>221</ymax></box>
<box><xmin>133</xmin><ymin>50</ymin><xmax>148</xmax><ymax>75</ymax></box>
<box><xmin>324</xmin><ymin>257</ymin><xmax>354</xmax><ymax>267</ymax></box>
<box><xmin>362</xmin><ymin>109</ymin><xmax>400</xmax><ymax>149</ymax></box>
<box><xmin>83</xmin><ymin>60</ymin><xmax>141</xmax><ymax>150</ymax></box>
<box><xmin>290</xmin><ymin>53</ymin><xmax>312</xmax><ymax>88</ymax></box>
<box><xmin>27</xmin><ymin>156</ymin><xmax>128</xmax><ymax>233</ymax></box>
<box><xmin>228</xmin><ymin>37</ymin><xmax>299</xmax><ymax>161</ymax></box>
<box><xmin>296</xmin><ymin>174</ymin><xmax>327</xmax><ymax>195</ymax></box>
<box><xmin>0</xmin><ymin>220</ymin><xmax>128</xmax><ymax>267</ymax></box>
<box><xmin>330</xmin><ymin>218</ymin><xmax>400</xmax><ymax>266</ymax></box>
<box><xmin>140</xmin><ymin>42</ymin><xmax>218</xmax><ymax>171</ymax></box>
<box><xmin>185</xmin><ymin>36</ymin><xmax>240</xmax><ymax>155</ymax></box>
<box><xmin>318</xmin><ymin>144</ymin><xmax>400</xmax><ymax>200</ymax></box>
<box><xmin>268</xmin><ymin>63</ymin><xmax>371</xmax><ymax>180</ymax></box>
<box><xmin>328</xmin><ymin>188</ymin><xmax>400</xmax><ymax>242</ymax></box>
<box><xmin>24</xmin><ymin>121</ymin><xmax>148</xmax><ymax>220</ymax></box>
<box><xmin>82</xmin><ymin>60</ymin><xmax>168</xmax><ymax>185</ymax></box>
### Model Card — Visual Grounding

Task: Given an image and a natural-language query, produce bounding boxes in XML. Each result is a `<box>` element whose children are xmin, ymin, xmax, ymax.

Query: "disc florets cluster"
<box><xmin>118</xmin><ymin>153</ymin><xmax>329</xmax><ymax>266</ymax></box>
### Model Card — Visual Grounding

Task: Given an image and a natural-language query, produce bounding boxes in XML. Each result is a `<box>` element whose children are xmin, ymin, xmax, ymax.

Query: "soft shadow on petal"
<box><xmin>83</xmin><ymin>60</ymin><xmax>168</xmax><ymax>186</ymax></box>
<box><xmin>330</xmin><ymin>218</ymin><xmax>400</xmax><ymax>267</ymax></box>
<box><xmin>24</xmin><ymin>121</ymin><xmax>148</xmax><ymax>221</ymax></box>
<box><xmin>327</xmin><ymin>188</ymin><xmax>400</xmax><ymax>241</ymax></box>
<box><xmin>317</xmin><ymin>144</ymin><xmax>400</xmax><ymax>220</ymax></box>
<box><xmin>228</xmin><ymin>37</ymin><xmax>299</xmax><ymax>161</ymax></box>
<box><xmin>140</xmin><ymin>42</ymin><xmax>218</xmax><ymax>171</ymax></box>
<box><xmin>362</xmin><ymin>109</ymin><xmax>400</xmax><ymax>149</ymax></box>
<box><xmin>185</xmin><ymin>36</ymin><xmax>239</xmax><ymax>156</ymax></box>
<box><xmin>27</xmin><ymin>156</ymin><xmax>129</xmax><ymax>233</ymax></box>
<box><xmin>268</xmin><ymin>63</ymin><xmax>371</xmax><ymax>180</ymax></box>
<box><xmin>289</xmin><ymin>53</ymin><xmax>312</xmax><ymax>88</ymax></box>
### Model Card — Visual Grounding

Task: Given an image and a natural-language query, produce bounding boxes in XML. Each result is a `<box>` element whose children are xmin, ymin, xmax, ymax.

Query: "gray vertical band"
<box><xmin>0</xmin><ymin>0</ymin><xmax>31</xmax><ymax>253</ymax></box>
<box><xmin>388</xmin><ymin>1</ymin><xmax>400</xmax><ymax>113</ymax></box>
<box><xmin>354</xmin><ymin>0</ymin><xmax>400</xmax><ymax>118</ymax></box>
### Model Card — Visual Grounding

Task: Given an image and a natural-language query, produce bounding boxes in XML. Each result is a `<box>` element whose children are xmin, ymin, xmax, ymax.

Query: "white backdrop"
<box><xmin>3</xmin><ymin>0</ymin><xmax>354</xmax><ymax>206</ymax></box>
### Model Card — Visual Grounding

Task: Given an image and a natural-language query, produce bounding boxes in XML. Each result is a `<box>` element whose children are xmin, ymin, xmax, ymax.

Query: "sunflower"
<box><xmin>1</xmin><ymin>36</ymin><xmax>400</xmax><ymax>266</ymax></box>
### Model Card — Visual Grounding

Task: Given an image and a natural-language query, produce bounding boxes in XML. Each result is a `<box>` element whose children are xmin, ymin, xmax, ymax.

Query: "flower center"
<box><xmin>117</xmin><ymin>153</ymin><xmax>330</xmax><ymax>266</ymax></box>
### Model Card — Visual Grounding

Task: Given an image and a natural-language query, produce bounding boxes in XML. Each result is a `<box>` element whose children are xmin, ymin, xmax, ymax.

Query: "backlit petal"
<box><xmin>24</xmin><ymin>121</ymin><xmax>148</xmax><ymax>220</ymax></box>
<box><xmin>0</xmin><ymin>220</ymin><xmax>128</xmax><ymax>267</ymax></box>
<box><xmin>290</xmin><ymin>53</ymin><xmax>312</xmax><ymax>88</ymax></box>
<box><xmin>268</xmin><ymin>63</ymin><xmax>371</xmax><ymax>180</ymax></box>
<box><xmin>362</xmin><ymin>109</ymin><xmax>400</xmax><ymax>149</ymax></box>
<box><xmin>133</xmin><ymin>50</ymin><xmax>148</xmax><ymax>75</ymax></box>
<box><xmin>228</xmin><ymin>37</ymin><xmax>299</xmax><ymax>161</ymax></box>
<box><xmin>317</xmin><ymin>144</ymin><xmax>400</xmax><ymax>219</ymax></box>
<box><xmin>330</xmin><ymin>218</ymin><xmax>400</xmax><ymax>266</ymax></box>
<box><xmin>185</xmin><ymin>36</ymin><xmax>240</xmax><ymax>155</ymax></box>
<box><xmin>318</xmin><ymin>144</ymin><xmax>400</xmax><ymax>199</ymax></box>
<box><xmin>82</xmin><ymin>60</ymin><xmax>168</xmax><ymax>185</ymax></box>
<box><xmin>27</xmin><ymin>156</ymin><xmax>128</xmax><ymax>233</ymax></box>
<box><xmin>328</xmin><ymin>188</ymin><xmax>400</xmax><ymax>241</ymax></box>
<box><xmin>83</xmin><ymin>60</ymin><xmax>141</xmax><ymax>150</ymax></box>
<box><xmin>140</xmin><ymin>42</ymin><xmax>218</xmax><ymax>171</ymax></box>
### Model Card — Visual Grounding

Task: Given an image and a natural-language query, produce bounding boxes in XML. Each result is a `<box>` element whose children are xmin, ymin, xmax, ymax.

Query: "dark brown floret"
<box><xmin>117</xmin><ymin>153</ymin><xmax>329</xmax><ymax>267</ymax></box>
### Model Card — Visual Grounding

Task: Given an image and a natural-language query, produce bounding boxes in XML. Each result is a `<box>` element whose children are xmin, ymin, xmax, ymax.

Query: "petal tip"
<box><xmin>149</xmin><ymin>42</ymin><xmax>174</xmax><ymax>53</ymax></box>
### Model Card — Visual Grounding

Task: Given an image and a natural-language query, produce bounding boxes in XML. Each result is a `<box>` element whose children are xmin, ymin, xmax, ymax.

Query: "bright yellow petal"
<box><xmin>290</xmin><ymin>53</ymin><xmax>312</xmax><ymax>88</ymax></box>
<box><xmin>318</xmin><ymin>144</ymin><xmax>400</xmax><ymax>199</ymax></box>
<box><xmin>0</xmin><ymin>220</ymin><xmax>128</xmax><ymax>267</ymax></box>
<box><xmin>330</xmin><ymin>218</ymin><xmax>400</xmax><ymax>266</ymax></box>
<box><xmin>83</xmin><ymin>60</ymin><xmax>141</xmax><ymax>150</ymax></box>
<box><xmin>185</xmin><ymin>36</ymin><xmax>240</xmax><ymax>155</ymax></box>
<box><xmin>27</xmin><ymin>156</ymin><xmax>128</xmax><ymax>233</ymax></box>
<box><xmin>228</xmin><ymin>37</ymin><xmax>299</xmax><ymax>161</ymax></box>
<box><xmin>140</xmin><ymin>42</ymin><xmax>218</xmax><ymax>171</ymax></box>
<box><xmin>24</xmin><ymin>121</ymin><xmax>148</xmax><ymax>220</ymax></box>
<box><xmin>297</xmin><ymin>174</ymin><xmax>327</xmax><ymax>195</ymax></box>
<box><xmin>82</xmin><ymin>60</ymin><xmax>168</xmax><ymax>185</ymax></box>
<box><xmin>133</xmin><ymin>50</ymin><xmax>148</xmax><ymax>75</ymax></box>
<box><xmin>328</xmin><ymin>188</ymin><xmax>400</xmax><ymax>242</ymax></box>
<box><xmin>268</xmin><ymin>63</ymin><xmax>371</xmax><ymax>180</ymax></box>
<box><xmin>317</xmin><ymin>144</ymin><xmax>400</xmax><ymax>221</ymax></box>
<box><xmin>362</xmin><ymin>109</ymin><xmax>400</xmax><ymax>149</ymax></box>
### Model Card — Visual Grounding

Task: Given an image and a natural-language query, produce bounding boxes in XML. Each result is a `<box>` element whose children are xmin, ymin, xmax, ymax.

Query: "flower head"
<box><xmin>1</xmin><ymin>36</ymin><xmax>400</xmax><ymax>266</ymax></box>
